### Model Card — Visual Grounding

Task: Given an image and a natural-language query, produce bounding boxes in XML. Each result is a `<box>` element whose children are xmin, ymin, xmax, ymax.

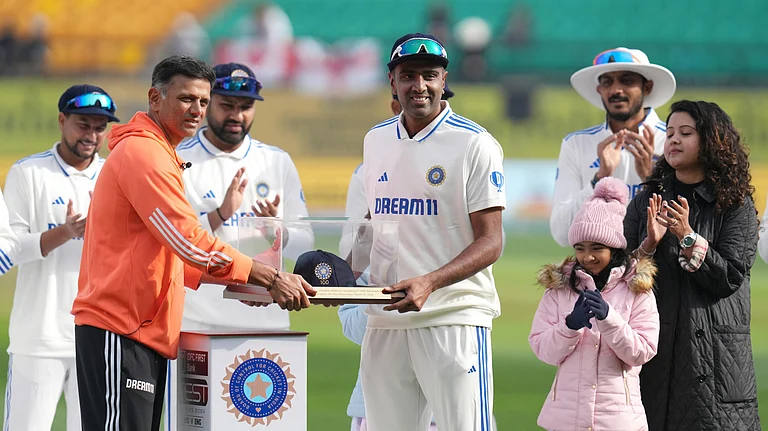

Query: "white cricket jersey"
<box><xmin>4</xmin><ymin>143</ymin><xmax>103</xmax><ymax>357</ymax></box>
<box><xmin>346</xmin><ymin>163</ymin><xmax>367</xmax><ymax>220</ymax></box>
<box><xmin>549</xmin><ymin>109</ymin><xmax>666</xmax><ymax>247</ymax></box>
<box><xmin>177</xmin><ymin>128</ymin><xmax>312</xmax><ymax>329</ymax></box>
<box><xmin>339</xmin><ymin>163</ymin><xmax>368</xmax><ymax>260</ymax></box>
<box><xmin>0</xmin><ymin>190</ymin><xmax>19</xmax><ymax>275</ymax></box>
<box><xmin>363</xmin><ymin>101</ymin><xmax>507</xmax><ymax>329</ymax></box>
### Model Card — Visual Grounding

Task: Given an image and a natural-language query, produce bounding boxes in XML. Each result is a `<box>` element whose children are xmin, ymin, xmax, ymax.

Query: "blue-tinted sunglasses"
<box><xmin>214</xmin><ymin>76</ymin><xmax>262</xmax><ymax>94</ymax></box>
<box><xmin>592</xmin><ymin>49</ymin><xmax>640</xmax><ymax>66</ymax></box>
<box><xmin>66</xmin><ymin>93</ymin><xmax>116</xmax><ymax>113</ymax></box>
<box><xmin>390</xmin><ymin>38</ymin><xmax>448</xmax><ymax>61</ymax></box>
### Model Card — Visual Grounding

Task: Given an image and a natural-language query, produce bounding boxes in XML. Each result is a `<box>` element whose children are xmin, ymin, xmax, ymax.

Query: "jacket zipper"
<box><xmin>623</xmin><ymin>369</ymin><xmax>630</xmax><ymax>405</ymax></box>
<box><xmin>552</xmin><ymin>367</ymin><xmax>559</xmax><ymax>401</ymax></box>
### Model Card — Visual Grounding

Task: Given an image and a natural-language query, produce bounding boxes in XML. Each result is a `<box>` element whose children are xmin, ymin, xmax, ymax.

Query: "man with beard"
<box><xmin>359</xmin><ymin>33</ymin><xmax>505</xmax><ymax>431</ymax></box>
<box><xmin>2</xmin><ymin>84</ymin><xmax>118</xmax><ymax>431</ymax></box>
<box><xmin>549</xmin><ymin>47</ymin><xmax>676</xmax><ymax>247</ymax></box>
<box><xmin>167</xmin><ymin>63</ymin><xmax>312</xmax><ymax>430</ymax></box>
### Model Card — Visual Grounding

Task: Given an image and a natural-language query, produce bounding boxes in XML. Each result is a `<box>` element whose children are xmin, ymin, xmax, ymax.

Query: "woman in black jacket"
<box><xmin>624</xmin><ymin>100</ymin><xmax>760</xmax><ymax>430</ymax></box>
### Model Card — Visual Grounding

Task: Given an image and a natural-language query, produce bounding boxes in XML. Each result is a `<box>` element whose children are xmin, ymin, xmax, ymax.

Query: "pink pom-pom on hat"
<box><xmin>568</xmin><ymin>177</ymin><xmax>629</xmax><ymax>248</ymax></box>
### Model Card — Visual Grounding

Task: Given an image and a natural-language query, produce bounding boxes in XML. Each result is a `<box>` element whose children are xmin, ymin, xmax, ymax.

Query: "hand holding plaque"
<box><xmin>225</xmin><ymin>249</ymin><xmax>404</xmax><ymax>306</ymax></box>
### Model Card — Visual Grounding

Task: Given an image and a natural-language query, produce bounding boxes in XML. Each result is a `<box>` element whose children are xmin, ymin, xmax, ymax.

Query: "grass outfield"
<box><xmin>0</xmin><ymin>233</ymin><xmax>766</xmax><ymax>429</ymax></box>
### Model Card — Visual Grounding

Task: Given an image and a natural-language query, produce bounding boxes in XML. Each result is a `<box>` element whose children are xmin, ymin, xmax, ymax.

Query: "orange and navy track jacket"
<box><xmin>72</xmin><ymin>112</ymin><xmax>253</xmax><ymax>359</ymax></box>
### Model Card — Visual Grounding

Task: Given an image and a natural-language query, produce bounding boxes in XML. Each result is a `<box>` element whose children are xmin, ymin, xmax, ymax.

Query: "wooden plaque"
<box><xmin>223</xmin><ymin>283</ymin><xmax>405</xmax><ymax>305</ymax></box>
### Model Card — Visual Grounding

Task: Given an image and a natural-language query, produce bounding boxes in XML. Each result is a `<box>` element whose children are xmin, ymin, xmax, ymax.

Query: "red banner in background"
<box><xmin>213</xmin><ymin>37</ymin><xmax>382</xmax><ymax>97</ymax></box>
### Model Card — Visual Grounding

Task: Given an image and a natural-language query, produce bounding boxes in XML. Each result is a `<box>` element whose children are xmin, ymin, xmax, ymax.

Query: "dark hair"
<box><xmin>568</xmin><ymin>247</ymin><xmax>632</xmax><ymax>293</ymax></box>
<box><xmin>151</xmin><ymin>55</ymin><xmax>215</xmax><ymax>97</ymax></box>
<box><xmin>648</xmin><ymin>100</ymin><xmax>754</xmax><ymax>212</ymax></box>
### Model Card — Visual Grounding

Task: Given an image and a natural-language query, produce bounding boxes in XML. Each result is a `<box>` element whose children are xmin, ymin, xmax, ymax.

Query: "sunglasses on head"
<box><xmin>214</xmin><ymin>76</ymin><xmax>262</xmax><ymax>95</ymax></box>
<box><xmin>592</xmin><ymin>49</ymin><xmax>640</xmax><ymax>66</ymax></box>
<box><xmin>66</xmin><ymin>93</ymin><xmax>116</xmax><ymax>113</ymax></box>
<box><xmin>390</xmin><ymin>38</ymin><xmax>447</xmax><ymax>62</ymax></box>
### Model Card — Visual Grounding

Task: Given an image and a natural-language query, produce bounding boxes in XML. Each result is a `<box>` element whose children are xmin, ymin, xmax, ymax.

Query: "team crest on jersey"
<box><xmin>426</xmin><ymin>165</ymin><xmax>446</xmax><ymax>187</ymax></box>
<box><xmin>256</xmin><ymin>182</ymin><xmax>270</xmax><ymax>198</ymax></box>
<box><xmin>490</xmin><ymin>171</ymin><xmax>504</xmax><ymax>192</ymax></box>
<box><xmin>221</xmin><ymin>349</ymin><xmax>296</xmax><ymax>427</ymax></box>
<box><xmin>314</xmin><ymin>262</ymin><xmax>332</xmax><ymax>285</ymax></box>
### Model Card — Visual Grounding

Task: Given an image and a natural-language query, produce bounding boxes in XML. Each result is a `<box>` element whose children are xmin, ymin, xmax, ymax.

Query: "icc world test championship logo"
<box><xmin>221</xmin><ymin>349</ymin><xmax>296</xmax><ymax>426</ymax></box>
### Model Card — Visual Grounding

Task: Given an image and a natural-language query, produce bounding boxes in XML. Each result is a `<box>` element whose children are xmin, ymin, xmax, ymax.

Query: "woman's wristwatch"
<box><xmin>680</xmin><ymin>232</ymin><xmax>699</xmax><ymax>249</ymax></box>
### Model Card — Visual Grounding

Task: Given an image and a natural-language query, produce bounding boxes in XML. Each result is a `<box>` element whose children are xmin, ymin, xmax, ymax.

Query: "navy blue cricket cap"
<box><xmin>387</xmin><ymin>32</ymin><xmax>449</xmax><ymax>71</ymax></box>
<box><xmin>58</xmin><ymin>84</ymin><xmax>120</xmax><ymax>122</ymax></box>
<box><xmin>293</xmin><ymin>250</ymin><xmax>357</xmax><ymax>287</ymax></box>
<box><xmin>212</xmin><ymin>63</ymin><xmax>264</xmax><ymax>101</ymax></box>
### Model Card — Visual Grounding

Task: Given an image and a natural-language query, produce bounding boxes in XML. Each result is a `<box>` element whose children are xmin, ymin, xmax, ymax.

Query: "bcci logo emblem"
<box><xmin>314</xmin><ymin>262</ymin><xmax>332</xmax><ymax>285</ymax></box>
<box><xmin>256</xmin><ymin>182</ymin><xmax>270</xmax><ymax>198</ymax></box>
<box><xmin>490</xmin><ymin>171</ymin><xmax>504</xmax><ymax>193</ymax></box>
<box><xmin>231</xmin><ymin>69</ymin><xmax>249</xmax><ymax>78</ymax></box>
<box><xmin>221</xmin><ymin>349</ymin><xmax>296</xmax><ymax>426</ymax></box>
<box><xmin>426</xmin><ymin>165</ymin><xmax>446</xmax><ymax>187</ymax></box>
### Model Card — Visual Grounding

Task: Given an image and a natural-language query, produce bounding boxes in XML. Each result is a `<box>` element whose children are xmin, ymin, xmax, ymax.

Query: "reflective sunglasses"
<box><xmin>592</xmin><ymin>49</ymin><xmax>640</xmax><ymax>66</ymax></box>
<box><xmin>213</xmin><ymin>76</ymin><xmax>262</xmax><ymax>95</ymax></box>
<box><xmin>66</xmin><ymin>93</ymin><xmax>116</xmax><ymax>113</ymax></box>
<box><xmin>390</xmin><ymin>38</ymin><xmax>448</xmax><ymax>62</ymax></box>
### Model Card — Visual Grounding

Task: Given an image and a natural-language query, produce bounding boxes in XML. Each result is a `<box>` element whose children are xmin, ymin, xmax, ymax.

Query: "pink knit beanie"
<box><xmin>568</xmin><ymin>177</ymin><xmax>629</xmax><ymax>248</ymax></box>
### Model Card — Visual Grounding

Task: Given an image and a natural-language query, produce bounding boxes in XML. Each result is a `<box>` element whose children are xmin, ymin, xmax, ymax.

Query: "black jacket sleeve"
<box><xmin>624</xmin><ymin>192</ymin><xmax>646</xmax><ymax>253</ymax></box>
<box><xmin>688</xmin><ymin>200</ymin><xmax>758</xmax><ymax>298</ymax></box>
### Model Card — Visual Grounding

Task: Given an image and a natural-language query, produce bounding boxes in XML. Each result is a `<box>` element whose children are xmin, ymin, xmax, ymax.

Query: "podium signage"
<box><xmin>178</xmin><ymin>331</ymin><xmax>308</xmax><ymax>430</ymax></box>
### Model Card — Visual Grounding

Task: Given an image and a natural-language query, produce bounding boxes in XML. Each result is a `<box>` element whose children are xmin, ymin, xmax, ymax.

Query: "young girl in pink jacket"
<box><xmin>529</xmin><ymin>177</ymin><xmax>660</xmax><ymax>431</ymax></box>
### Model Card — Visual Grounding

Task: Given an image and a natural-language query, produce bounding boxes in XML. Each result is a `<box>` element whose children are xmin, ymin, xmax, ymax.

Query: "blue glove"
<box><xmin>583</xmin><ymin>290</ymin><xmax>609</xmax><ymax>321</ymax></box>
<box><xmin>565</xmin><ymin>292</ymin><xmax>594</xmax><ymax>330</ymax></box>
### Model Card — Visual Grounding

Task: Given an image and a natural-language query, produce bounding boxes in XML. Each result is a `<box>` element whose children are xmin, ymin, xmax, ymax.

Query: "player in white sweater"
<box><xmin>550</xmin><ymin>47</ymin><xmax>676</xmax><ymax>247</ymax></box>
<box><xmin>2</xmin><ymin>84</ymin><xmax>119</xmax><ymax>431</ymax></box>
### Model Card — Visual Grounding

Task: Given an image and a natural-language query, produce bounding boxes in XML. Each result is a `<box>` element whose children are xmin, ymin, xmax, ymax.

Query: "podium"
<box><xmin>174</xmin><ymin>218</ymin><xmax>402</xmax><ymax>429</ymax></box>
<box><xmin>177</xmin><ymin>330</ymin><xmax>308</xmax><ymax>430</ymax></box>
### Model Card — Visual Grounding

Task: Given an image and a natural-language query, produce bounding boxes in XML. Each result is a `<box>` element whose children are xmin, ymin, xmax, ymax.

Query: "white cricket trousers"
<box><xmin>2</xmin><ymin>354</ymin><xmax>81</xmax><ymax>431</ymax></box>
<box><xmin>360</xmin><ymin>325</ymin><xmax>493</xmax><ymax>431</ymax></box>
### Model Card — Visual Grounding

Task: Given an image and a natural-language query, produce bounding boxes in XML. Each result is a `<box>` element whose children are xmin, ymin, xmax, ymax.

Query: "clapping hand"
<box><xmin>657</xmin><ymin>196</ymin><xmax>693</xmax><ymax>241</ymax></box>
<box><xmin>565</xmin><ymin>292</ymin><xmax>595</xmax><ymax>330</ymax></box>
<box><xmin>252</xmin><ymin>194</ymin><xmax>281</xmax><ymax>218</ymax></box>
<box><xmin>623</xmin><ymin>124</ymin><xmax>656</xmax><ymax>180</ymax></box>
<box><xmin>644</xmin><ymin>193</ymin><xmax>667</xmax><ymax>251</ymax></box>
<box><xmin>583</xmin><ymin>290</ymin><xmax>609</xmax><ymax>321</ymax></box>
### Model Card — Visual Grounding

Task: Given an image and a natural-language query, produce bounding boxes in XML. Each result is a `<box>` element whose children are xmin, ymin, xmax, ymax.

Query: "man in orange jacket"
<box><xmin>71</xmin><ymin>55</ymin><xmax>316</xmax><ymax>431</ymax></box>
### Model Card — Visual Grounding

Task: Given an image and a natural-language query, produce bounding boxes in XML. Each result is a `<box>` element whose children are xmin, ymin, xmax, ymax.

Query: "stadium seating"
<box><xmin>2</xmin><ymin>0</ymin><xmax>767</xmax><ymax>76</ymax></box>
<box><xmin>206</xmin><ymin>0</ymin><xmax>768</xmax><ymax>80</ymax></box>
<box><xmin>0</xmin><ymin>0</ymin><xmax>219</xmax><ymax>72</ymax></box>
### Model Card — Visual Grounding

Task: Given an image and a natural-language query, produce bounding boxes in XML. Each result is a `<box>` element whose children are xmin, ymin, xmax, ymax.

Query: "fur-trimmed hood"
<box><xmin>537</xmin><ymin>256</ymin><xmax>657</xmax><ymax>294</ymax></box>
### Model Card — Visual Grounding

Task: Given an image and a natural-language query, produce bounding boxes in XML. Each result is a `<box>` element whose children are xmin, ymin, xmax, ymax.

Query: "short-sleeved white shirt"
<box><xmin>177</xmin><ymin>128</ymin><xmax>312</xmax><ymax>329</ymax></box>
<box><xmin>363</xmin><ymin>102</ymin><xmax>506</xmax><ymax>329</ymax></box>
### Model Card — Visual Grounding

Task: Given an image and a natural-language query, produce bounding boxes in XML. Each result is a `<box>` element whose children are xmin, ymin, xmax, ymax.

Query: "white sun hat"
<box><xmin>570</xmin><ymin>47</ymin><xmax>677</xmax><ymax>110</ymax></box>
